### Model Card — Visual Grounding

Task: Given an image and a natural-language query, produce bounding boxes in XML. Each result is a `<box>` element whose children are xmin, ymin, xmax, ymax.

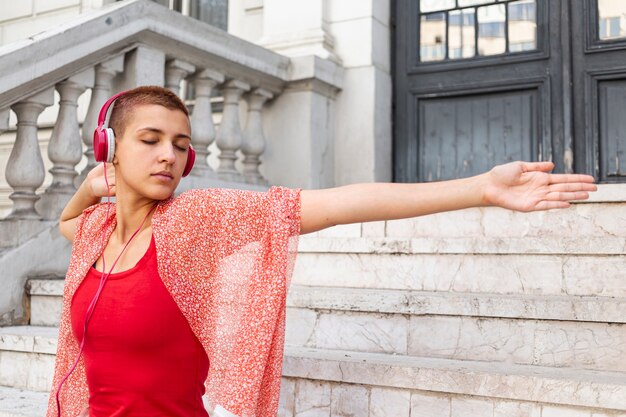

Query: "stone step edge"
<box><xmin>2</xmin><ymin>327</ymin><xmax>624</xmax><ymax>412</ymax></box>
<box><xmin>0</xmin><ymin>326</ymin><xmax>58</xmax><ymax>355</ymax></box>
<box><xmin>26</xmin><ymin>280</ymin><xmax>626</xmax><ymax>324</ymax></box>
<box><xmin>299</xmin><ymin>236</ymin><xmax>626</xmax><ymax>255</ymax></box>
<box><xmin>287</xmin><ymin>285</ymin><xmax>626</xmax><ymax>324</ymax></box>
<box><xmin>0</xmin><ymin>386</ymin><xmax>48</xmax><ymax>417</ymax></box>
<box><xmin>283</xmin><ymin>346</ymin><xmax>626</xmax><ymax>412</ymax></box>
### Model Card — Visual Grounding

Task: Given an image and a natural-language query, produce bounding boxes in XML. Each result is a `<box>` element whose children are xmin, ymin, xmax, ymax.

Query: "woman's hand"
<box><xmin>86</xmin><ymin>162</ymin><xmax>116</xmax><ymax>198</ymax></box>
<box><xmin>483</xmin><ymin>161</ymin><xmax>597</xmax><ymax>211</ymax></box>
<box><xmin>77</xmin><ymin>405</ymin><xmax>89</xmax><ymax>417</ymax></box>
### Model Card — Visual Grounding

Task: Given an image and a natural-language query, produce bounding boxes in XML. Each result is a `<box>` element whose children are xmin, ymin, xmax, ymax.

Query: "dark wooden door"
<box><xmin>394</xmin><ymin>0</ymin><xmax>626</xmax><ymax>183</ymax></box>
<box><xmin>571</xmin><ymin>0</ymin><xmax>626</xmax><ymax>183</ymax></box>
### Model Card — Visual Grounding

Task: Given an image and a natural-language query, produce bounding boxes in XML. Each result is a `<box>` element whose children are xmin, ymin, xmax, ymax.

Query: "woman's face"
<box><xmin>113</xmin><ymin>104</ymin><xmax>192</xmax><ymax>202</ymax></box>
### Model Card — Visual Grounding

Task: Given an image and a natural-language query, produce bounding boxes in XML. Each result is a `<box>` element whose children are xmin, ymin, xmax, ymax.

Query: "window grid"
<box><xmin>419</xmin><ymin>0</ymin><xmax>537</xmax><ymax>62</ymax></box>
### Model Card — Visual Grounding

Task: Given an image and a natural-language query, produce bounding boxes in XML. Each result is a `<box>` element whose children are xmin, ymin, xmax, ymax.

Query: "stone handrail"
<box><xmin>0</xmin><ymin>0</ymin><xmax>292</xmax><ymax>222</ymax></box>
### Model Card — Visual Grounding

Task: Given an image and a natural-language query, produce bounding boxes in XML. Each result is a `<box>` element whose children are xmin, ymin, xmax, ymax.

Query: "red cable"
<box><xmin>55</xmin><ymin>163</ymin><xmax>156</xmax><ymax>416</ymax></box>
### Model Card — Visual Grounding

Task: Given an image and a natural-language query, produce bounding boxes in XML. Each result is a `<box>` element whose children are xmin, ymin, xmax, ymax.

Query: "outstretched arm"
<box><xmin>299</xmin><ymin>161</ymin><xmax>597</xmax><ymax>235</ymax></box>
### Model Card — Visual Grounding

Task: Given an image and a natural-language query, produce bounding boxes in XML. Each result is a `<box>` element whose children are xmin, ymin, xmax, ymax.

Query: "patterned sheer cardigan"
<box><xmin>46</xmin><ymin>186</ymin><xmax>302</xmax><ymax>417</ymax></box>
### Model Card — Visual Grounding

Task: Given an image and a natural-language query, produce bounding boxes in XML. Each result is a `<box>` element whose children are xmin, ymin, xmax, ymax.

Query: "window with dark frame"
<box><xmin>418</xmin><ymin>0</ymin><xmax>537</xmax><ymax>63</ymax></box>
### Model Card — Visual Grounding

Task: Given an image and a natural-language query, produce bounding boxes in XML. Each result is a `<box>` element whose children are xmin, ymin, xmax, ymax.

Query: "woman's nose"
<box><xmin>159</xmin><ymin>144</ymin><xmax>176</xmax><ymax>163</ymax></box>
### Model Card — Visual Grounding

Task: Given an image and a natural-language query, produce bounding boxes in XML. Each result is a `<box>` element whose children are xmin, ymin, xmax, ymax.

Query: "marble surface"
<box><xmin>278</xmin><ymin>376</ymin><xmax>626</xmax><ymax>417</ymax></box>
<box><xmin>286</xmin><ymin>307</ymin><xmax>625</xmax><ymax>371</ymax></box>
<box><xmin>292</xmin><ymin>252</ymin><xmax>626</xmax><ymax>298</ymax></box>
<box><xmin>287</xmin><ymin>285</ymin><xmax>626</xmax><ymax>323</ymax></box>
<box><xmin>282</xmin><ymin>347</ymin><xmax>626</xmax><ymax>411</ymax></box>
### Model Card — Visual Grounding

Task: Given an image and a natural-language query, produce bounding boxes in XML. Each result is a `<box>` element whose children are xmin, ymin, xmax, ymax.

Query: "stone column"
<box><xmin>5</xmin><ymin>88</ymin><xmax>55</xmax><ymax>219</ymax></box>
<box><xmin>37</xmin><ymin>69</ymin><xmax>94</xmax><ymax>220</ymax></box>
<box><xmin>112</xmin><ymin>45</ymin><xmax>166</xmax><ymax>92</ymax></box>
<box><xmin>165</xmin><ymin>59</ymin><xmax>195</xmax><ymax>96</ymax></box>
<box><xmin>242</xmin><ymin>88</ymin><xmax>272</xmax><ymax>185</ymax></box>
<box><xmin>258</xmin><ymin>0</ymin><xmax>338</xmax><ymax>62</ymax></box>
<box><xmin>77</xmin><ymin>56</ymin><xmax>124</xmax><ymax>185</ymax></box>
<box><xmin>0</xmin><ymin>108</ymin><xmax>8</xmax><ymax>133</ymax></box>
<box><xmin>190</xmin><ymin>69</ymin><xmax>224</xmax><ymax>176</ymax></box>
<box><xmin>262</xmin><ymin>56</ymin><xmax>342</xmax><ymax>189</ymax></box>
<box><xmin>216</xmin><ymin>79</ymin><xmax>250</xmax><ymax>182</ymax></box>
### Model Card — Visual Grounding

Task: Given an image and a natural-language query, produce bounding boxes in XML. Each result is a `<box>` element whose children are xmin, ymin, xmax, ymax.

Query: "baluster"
<box><xmin>0</xmin><ymin>108</ymin><xmax>8</xmax><ymax>133</ymax></box>
<box><xmin>77</xmin><ymin>56</ymin><xmax>124</xmax><ymax>185</ymax></box>
<box><xmin>5</xmin><ymin>88</ymin><xmax>54</xmax><ymax>219</ymax></box>
<box><xmin>216</xmin><ymin>80</ymin><xmax>250</xmax><ymax>182</ymax></box>
<box><xmin>190</xmin><ymin>69</ymin><xmax>224</xmax><ymax>175</ymax></box>
<box><xmin>165</xmin><ymin>59</ymin><xmax>195</xmax><ymax>96</ymax></box>
<box><xmin>242</xmin><ymin>88</ymin><xmax>272</xmax><ymax>185</ymax></box>
<box><xmin>37</xmin><ymin>70</ymin><xmax>94</xmax><ymax>219</ymax></box>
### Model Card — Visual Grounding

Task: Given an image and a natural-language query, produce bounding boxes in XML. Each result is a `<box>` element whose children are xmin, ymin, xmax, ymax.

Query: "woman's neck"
<box><xmin>113</xmin><ymin>195</ymin><xmax>158</xmax><ymax>243</ymax></box>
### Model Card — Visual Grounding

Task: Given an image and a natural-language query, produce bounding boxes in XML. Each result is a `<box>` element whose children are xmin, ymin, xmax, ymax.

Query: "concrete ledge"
<box><xmin>0</xmin><ymin>0</ymin><xmax>291</xmax><ymax>109</ymax></box>
<box><xmin>0</xmin><ymin>327</ymin><xmax>58</xmax><ymax>355</ymax></box>
<box><xmin>287</xmin><ymin>285</ymin><xmax>626</xmax><ymax>324</ymax></box>
<box><xmin>585</xmin><ymin>184</ymin><xmax>626</xmax><ymax>203</ymax></box>
<box><xmin>283</xmin><ymin>347</ymin><xmax>626</xmax><ymax>412</ymax></box>
<box><xmin>299</xmin><ymin>236</ymin><xmax>626</xmax><ymax>255</ymax></box>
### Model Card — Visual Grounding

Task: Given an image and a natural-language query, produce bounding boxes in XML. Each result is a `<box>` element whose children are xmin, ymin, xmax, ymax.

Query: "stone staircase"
<box><xmin>0</xmin><ymin>197</ymin><xmax>625</xmax><ymax>416</ymax></box>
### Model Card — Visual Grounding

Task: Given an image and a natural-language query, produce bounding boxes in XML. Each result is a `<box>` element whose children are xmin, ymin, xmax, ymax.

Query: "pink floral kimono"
<box><xmin>46</xmin><ymin>186</ymin><xmax>301</xmax><ymax>417</ymax></box>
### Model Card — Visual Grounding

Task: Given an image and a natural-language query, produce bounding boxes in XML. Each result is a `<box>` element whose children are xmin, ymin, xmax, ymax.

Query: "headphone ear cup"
<box><xmin>93</xmin><ymin>127</ymin><xmax>116</xmax><ymax>163</ymax></box>
<box><xmin>182</xmin><ymin>145</ymin><xmax>195</xmax><ymax>177</ymax></box>
<box><xmin>105</xmin><ymin>128</ymin><xmax>115</xmax><ymax>163</ymax></box>
<box><xmin>93</xmin><ymin>127</ymin><xmax>107</xmax><ymax>162</ymax></box>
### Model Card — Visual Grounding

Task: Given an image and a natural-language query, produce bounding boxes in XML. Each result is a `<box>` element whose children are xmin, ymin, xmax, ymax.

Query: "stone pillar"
<box><xmin>37</xmin><ymin>69</ymin><xmax>94</xmax><ymax>220</ymax></box>
<box><xmin>190</xmin><ymin>69</ymin><xmax>224</xmax><ymax>176</ymax></box>
<box><xmin>216</xmin><ymin>79</ymin><xmax>250</xmax><ymax>182</ymax></box>
<box><xmin>262</xmin><ymin>56</ymin><xmax>342</xmax><ymax>189</ymax></box>
<box><xmin>77</xmin><ymin>55</ymin><xmax>124</xmax><ymax>185</ymax></box>
<box><xmin>165</xmin><ymin>59</ymin><xmax>196</xmax><ymax>96</ymax></box>
<box><xmin>259</xmin><ymin>0</ymin><xmax>339</xmax><ymax>62</ymax></box>
<box><xmin>242</xmin><ymin>88</ymin><xmax>272</xmax><ymax>185</ymax></box>
<box><xmin>113</xmin><ymin>45</ymin><xmax>166</xmax><ymax>91</ymax></box>
<box><xmin>5</xmin><ymin>88</ymin><xmax>55</xmax><ymax>219</ymax></box>
<box><xmin>0</xmin><ymin>108</ymin><xmax>8</xmax><ymax>133</ymax></box>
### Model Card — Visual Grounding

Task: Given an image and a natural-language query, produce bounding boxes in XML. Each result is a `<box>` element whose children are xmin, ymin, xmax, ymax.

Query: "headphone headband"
<box><xmin>93</xmin><ymin>89</ymin><xmax>195</xmax><ymax>177</ymax></box>
<box><xmin>97</xmin><ymin>91</ymin><xmax>128</xmax><ymax>128</ymax></box>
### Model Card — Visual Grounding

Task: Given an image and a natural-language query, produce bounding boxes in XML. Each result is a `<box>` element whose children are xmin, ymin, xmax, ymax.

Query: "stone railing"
<box><xmin>0</xmin><ymin>0</ymin><xmax>292</xmax><ymax>225</ymax></box>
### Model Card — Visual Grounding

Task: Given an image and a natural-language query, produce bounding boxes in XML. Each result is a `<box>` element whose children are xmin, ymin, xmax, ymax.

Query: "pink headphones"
<box><xmin>93</xmin><ymin>91</ymin><xmax>196</xmax><ymax>177</ymax></box>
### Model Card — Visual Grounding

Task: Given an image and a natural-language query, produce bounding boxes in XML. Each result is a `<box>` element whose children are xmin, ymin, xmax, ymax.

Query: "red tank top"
<box><xmin>70</xmin><ymin>234</ymin><xmax>210</xmax><ymax>417</ymax></box>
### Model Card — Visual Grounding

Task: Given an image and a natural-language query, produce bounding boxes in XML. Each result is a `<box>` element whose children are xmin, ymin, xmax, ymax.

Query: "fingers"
<box><xmin>548</xmin><ymin>182</ymin><xmax>597</xmax><ymax>192</ymax></box>
<box><xmin>522</xmin><ymin>161</ymin><xmax>554</xmax><ymax>173</ymax></box>
<box><xmin>546</xmin><ymin>191</ymin><xmax>590</xmax><ymax>201</ymax></box>
<box><xmin>548</xmin><ymin>173</ymin><xmax>596</xmax><ymax>184</ymax></box>
<box><xmin>535</xmin><ymin>200</ymin><xmax>571</xmax><ymax>210</ymax></box>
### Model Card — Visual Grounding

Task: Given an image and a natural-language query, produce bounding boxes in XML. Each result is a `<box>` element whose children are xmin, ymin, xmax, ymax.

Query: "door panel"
<box><xmin>571</xmin><ymin>0</ymin><xmax>626</xmax><ymax>182</ymax></box>
<box><xmin>419</xmin><ymin>89</ymin><xmax>535</xmax><ymax>180</ymax></box>
<box><xmin>395</xmin><ymin>0</ymin><xmax>625</xmax><ymax>183</ymax></box>
<box><xmin>395</xmin><ymin>0</ymin><xmax>556</xmax><ymax>182</ymax></box>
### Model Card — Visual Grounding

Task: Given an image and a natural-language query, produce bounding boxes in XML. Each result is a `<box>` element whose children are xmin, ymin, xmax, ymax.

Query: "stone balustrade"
<box><xmin>0</xmin><ymin>0</ymin><xmax>293</xmax><ymax>222</ymax></box>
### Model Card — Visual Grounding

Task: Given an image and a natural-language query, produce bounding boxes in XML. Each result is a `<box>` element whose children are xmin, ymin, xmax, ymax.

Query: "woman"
<box><xmin>48</xmin><ymin>86</ymin><xmax>596</xmax><ymax>417</ymax></box>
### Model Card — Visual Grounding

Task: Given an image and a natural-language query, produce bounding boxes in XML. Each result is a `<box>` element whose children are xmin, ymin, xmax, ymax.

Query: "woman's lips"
<box><xmin>152</xmin><ymin>172</ymin><xmax>173</xmax><ymax>181</ymax></box>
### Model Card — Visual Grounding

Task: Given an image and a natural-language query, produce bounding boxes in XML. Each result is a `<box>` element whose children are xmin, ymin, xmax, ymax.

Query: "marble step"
<box><xmin>27</xmin><ymin>277</ymin><xmax>626</xmax><ymax>326</ymax></box>
<box><xmin>1</xmin><ymin>325</ymin><xmax>624</xmax><ymax>416</ymax></box>
<box><xmin>0</xmin><ymin>386</ymin><xmax>48</xmax><ymax>417</ymax></box>
<box><xmin>292</xmin><ymin>250</ymin><xmax>626</xmax><ymax>298</ymax></box>
<box><xmin>313</xmin><ymin>201</ymin><xmax>626</xmax><ymax>242</ymax></box>
<box><xmin>0</xmin><ymin>327</ymin><xmax>57</xmax><ymax>392</ymax></box>
<box><xmin>26</xmin><ymin>280</ymin><xmax>626</xmax><ymax>372</ymax></box>
<box><xmin>285</xmin><ymin>287</ymin><xmax>626</xmax><ymax>373</ymax></box>
<box><xmin>282</xmin><ymin>346</ymin><xmax>626</xmax><ymax>414</ymax></box>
